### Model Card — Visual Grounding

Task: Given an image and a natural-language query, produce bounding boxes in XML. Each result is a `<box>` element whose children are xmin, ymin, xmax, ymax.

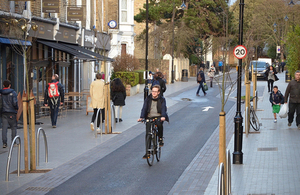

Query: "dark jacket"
<box><xmin>269</xmin><ymin>90</ymin><xmax>284</xmax><ymax>106</ymax></box>
<box><xmin>44</xmin><ymin>79</ymin><xmax>65</xmax><ymax>105</ymax></box>
<box><xmin>264</xmin><ymin>67</ymin><xmax>277</xmax><ymax>81</ymax></box>
<box><xmin>111</xmin><ymin>90</ymin><xmax>126</xmax><ymax>106</ymax></box>
<box><xmin>284</xmin><ymin>79</ymin><xmax>300</xmax><ymax>103</ymax></box>
<box><xmin>0</xmin><ymin>88</ymin><xmax>18</xmax><ymax>114</ymax></box>
<box><xmin>151</xmin><ymin>77</ymin><xmax>166</xmax><ymax>94</ymax></box>
<box><xmin>197</xmin><ymin>71</ymin><xmax>206</xmax><ymax>83</ymax></box>
<box><xmin>140</xmin><ymin>94</ymin><xmax>169</xmax><ymax>122</ymax></box>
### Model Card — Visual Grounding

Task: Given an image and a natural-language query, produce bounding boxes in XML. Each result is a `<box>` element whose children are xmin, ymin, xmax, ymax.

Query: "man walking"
<box><xmin>44</xmin><ymin>74</ymin><xmax>64</xmax><ymax>128</ymax></box>
<box><xmin>196</xmin><ymin>67</ymin><xmax>207</xmax><ymax>96</ymax></box>
<box><xmin>90</xmin><ymin>73</ymin><xmax>105</xmax><ymax>131</ymax></box>
<box><xmin>284</xmin><ymin>70</ymin><xmax>300</xmax><ymax>129</ymax></box>
<box><xmin>280</xmin><ymin>60</ymin><xmax>286</xmax><ymax>73</ymax></box>
<box><xmin>1</xmin><ymin>80</ymin><xmax>18</xmax><ymax>148</ymax></box>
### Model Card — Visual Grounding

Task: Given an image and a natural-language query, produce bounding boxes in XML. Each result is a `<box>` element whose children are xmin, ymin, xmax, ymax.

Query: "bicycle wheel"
<box><xmin>250</xmin><ymin>107</ymin><xmax>260</xmax><ymax>131</ymax></box>
<box><xmin>146</xmin><ymin>134</ymin><xmax>154</xmax><ymax>166</ymax></box>
<box><xmin>155</xmin><ymin>134</ymin><xmax>161</xmax><ymax>162</ymax></box>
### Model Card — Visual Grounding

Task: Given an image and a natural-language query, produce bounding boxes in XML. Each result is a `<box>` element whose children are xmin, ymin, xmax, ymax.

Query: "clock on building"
<box><xmin>108</xmin><ymin>20</ymin><xmax>117</xmax><ymax>29</ymax></box>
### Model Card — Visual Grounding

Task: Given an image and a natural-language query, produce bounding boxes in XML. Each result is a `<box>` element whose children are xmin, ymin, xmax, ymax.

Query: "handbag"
<box><xmin>204</xmin><ymin>83</ymin><xmax>208</xmax><ymax>91</ymax></box>
<box><xmin>274</xmin><ymin>74</ymin><xmax>279</xmax><ymax>81</ymax></box>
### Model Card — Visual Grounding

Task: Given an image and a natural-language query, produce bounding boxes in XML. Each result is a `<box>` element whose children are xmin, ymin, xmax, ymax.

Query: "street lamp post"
<box><xmin>233</xmin><ymin>0</ymin><xmax>245</xmax><ymax>164</ymax></box>
<box><xmin>144</xmin><ymin>0</ymin><xmax>149</xmax><ymax>99</ymax></box>
<box><xmin>288</xmin><ymin>0</ymin><xmax>295</xmax><ymax>32</ymax></box>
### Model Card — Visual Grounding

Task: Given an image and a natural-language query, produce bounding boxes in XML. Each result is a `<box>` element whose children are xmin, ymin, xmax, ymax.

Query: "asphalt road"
<box><xmin>46</xmin><ymin>80</ymin><xmax>235</xmax><ymax>195</ymax></box>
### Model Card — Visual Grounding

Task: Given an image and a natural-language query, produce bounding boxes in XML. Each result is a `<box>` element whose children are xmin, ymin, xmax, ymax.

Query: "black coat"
<box><xmin>140</xmin><ymin>94</ymin><xmax>169</xmax><ymax>122</ymax></box>
<box><xmin>111</xmin><ymin>90</ymin><xmax>126</xmax><ymax>106</ymax></box>
<box><xmin>0</xmin><ymin>88</ymin><xmax>18</xmax><ymax>114</ymax></box>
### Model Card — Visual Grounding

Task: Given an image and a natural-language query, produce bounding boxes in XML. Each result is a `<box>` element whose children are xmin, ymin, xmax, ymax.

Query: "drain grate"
<box><xmin>257</xmin><ymin>147</ymin><xmax>278</xmax><ymax>151</ymax></box>
<box><xmin>247</xmin><ymin>194</ymin><xmax>275</xmax><ymax>195</ymax></box>
<box><xmin>181</xmin><ymin>98</ymin><xmax>192</xmax><ymax>101</ymax></box>
<box><xmin>25</xmin><ymin>187</ymin><xmax>53</xmax><ymax>192</ymax></box>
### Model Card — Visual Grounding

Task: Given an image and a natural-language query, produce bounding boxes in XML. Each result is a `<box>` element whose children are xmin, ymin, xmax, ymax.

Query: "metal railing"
<box><xmin>36</xmin><ymin>127</ymin><xmax>48</xmax><ymax>166</ymax></box>
<box><xmin>94</xmin><ymin>108</ymin><xmax>103</xmax><ymax>137</ymax></box>
<box><xmin>218</xmin><ymin>162</ymin><xmax>225</xmax><ymax>195</ymax></box>
<box><xmin>5</xmin><ymin>135</ymin><xmax>21</xmax><ymax>181</ymax></box>
<box><xmin>226</xmin><ymin>149</ymin><xmax>231</xmax><ymax>195</ymax></box>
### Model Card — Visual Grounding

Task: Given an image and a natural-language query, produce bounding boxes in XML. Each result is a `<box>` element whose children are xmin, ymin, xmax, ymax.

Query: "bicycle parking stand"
<box><xmin>110</xmin><ymin>104</ymin><xmax>121</xmax><ymax>134</ymax></box>
<box><xmin>5</xmin><ymin>135</ymin><xmax>21</xmax><ymax>181</ymax></box>
<box><xmin>36</xmin><ymin>127</ymin><xmax>48</xmax><ymax>166</ymax></box>
<box><xmin>94</xmin><ymin>108</ymin><xmax>103</xmax><ymax>137</ymax></box>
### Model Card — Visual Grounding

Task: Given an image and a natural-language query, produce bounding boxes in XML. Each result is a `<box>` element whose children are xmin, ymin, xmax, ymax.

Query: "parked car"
<box><xmin>249</xmin><ymin>60</ymin><xmax>269</xmax><ymax>80</ymax></box>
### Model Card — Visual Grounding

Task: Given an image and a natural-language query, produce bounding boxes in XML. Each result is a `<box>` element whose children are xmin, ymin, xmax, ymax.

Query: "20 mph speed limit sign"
<box><xmin>233</xmin><ymin>45</ymin><xmax>247</xmax><ymax>59</ymax></box>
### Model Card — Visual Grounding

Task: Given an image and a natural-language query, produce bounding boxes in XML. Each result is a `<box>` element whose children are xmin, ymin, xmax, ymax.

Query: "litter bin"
<box><xmin>181</xmin><ymin>69</ymin><xmax>188</xmax><ymax>82</ymax></box>
<box><xmin>285</xmin><ymin>70</ymin><xmax>292</xmax><ymax>83</ymax></box>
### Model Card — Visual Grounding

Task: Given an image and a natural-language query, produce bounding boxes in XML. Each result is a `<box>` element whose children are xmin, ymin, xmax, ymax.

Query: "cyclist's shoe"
<box><xmin>142</xmin><ymin>154</ymin><xmax>150</xmax><ymax>159</ymax></box>
<box><xmin>159</xmin><ymin>138</ymin><xmax>164</xmax><ymax>147</ymax></box>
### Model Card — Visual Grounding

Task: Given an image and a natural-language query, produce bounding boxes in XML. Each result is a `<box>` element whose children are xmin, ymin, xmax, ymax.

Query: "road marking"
<box><xmin>202</xmin><ymin>106</ymin><xmax>214</xmax><ymax>111</ymax></box>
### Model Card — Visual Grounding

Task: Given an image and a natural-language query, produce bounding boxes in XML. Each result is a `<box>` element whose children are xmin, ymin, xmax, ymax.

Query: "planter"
<box><xmin>126</xmin><ymin>84</ymin><xmax>143</xmax><ymax>96</ymax></box>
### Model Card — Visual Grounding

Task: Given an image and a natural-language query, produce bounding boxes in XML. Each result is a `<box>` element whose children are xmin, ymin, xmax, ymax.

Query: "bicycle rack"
<box><xmin>226</xmin><ymin>149</ymin><xmax>231</xmax><ymax>195</ymax></box>
<box><xmin>111</xmin><ymin>104</ymin><xmax>116</xmax><ymax>131</ymax></box>
<box><xmin>218</xmin><ymin>162</ymin><xmax>225</xmax><ymax>195</ymax></box>
<box><xmin>94</xmin><ymin>108</ymin><xmax>102</xmax><ymax>137</ymax></box>
<box><xmin>5</xmin><ymin>135</ymin><xmax>21</xmax><ymax>181</ymax></box>
<box><xmin>36</xmin><ymin>127</ymin><xmax>48</xmax><ymax>166</ymax></box>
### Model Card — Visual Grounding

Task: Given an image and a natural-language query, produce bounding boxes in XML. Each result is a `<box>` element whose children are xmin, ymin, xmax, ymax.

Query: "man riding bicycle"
<box><xmin>138</xmin><ymin>85</ymin><xmax>169</xmax><ymax>159</ymax></box>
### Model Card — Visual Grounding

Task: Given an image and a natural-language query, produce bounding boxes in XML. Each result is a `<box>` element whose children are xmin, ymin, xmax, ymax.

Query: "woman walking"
<box><xmin>207</xmin><ymin>65</ymin><xmax>216</xmax><ymax>87</ymax></box>
<box><xmin>265</xmin><ymin>65</ymin><xmax>278</xmax><ymax>93</ymax></box>
<box><xmin>111</xmin><ymin>78</ymin><xmax>126</xmax><ymax>123</ymax></box>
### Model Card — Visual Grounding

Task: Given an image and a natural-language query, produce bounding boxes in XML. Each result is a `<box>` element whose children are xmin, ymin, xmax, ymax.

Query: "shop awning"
<box><xmin>62</xmin><ymin>44</ymin><xmax>114</xmax><ymax>62</ymax></box>
<box><xmin>37</xmin><ymin>40</ymin><xmax>96</xmax><ymax>61</ymax></box>
<box><xmin>0</xmin><ymin>37</ymin><xmax>32</xmax><ymax>46</ymax></box>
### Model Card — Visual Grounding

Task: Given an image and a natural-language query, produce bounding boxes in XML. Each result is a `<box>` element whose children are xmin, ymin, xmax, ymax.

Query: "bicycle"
<box><xmin>140</xmin><ymin>118</ymin><xmax>161</xmax><ymax>166</ymax></box>
<box><xmin>249</xmin><ymin>98</ymin><xmax>260</xmax><ymax>131</ymax></box>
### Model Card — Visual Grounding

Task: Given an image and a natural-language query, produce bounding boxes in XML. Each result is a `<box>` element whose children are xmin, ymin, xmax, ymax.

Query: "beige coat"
<box><xmin>89</xmin><ymin>79</ymin><xmax>105</xmax><ymax>109</ymax></box>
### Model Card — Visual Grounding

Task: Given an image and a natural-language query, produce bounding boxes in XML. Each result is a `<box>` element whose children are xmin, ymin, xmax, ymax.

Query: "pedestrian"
<box><xmin>111</xmin><ymin>78</ymin><xmax>126</xmax><ymax>123</ymax></box>
<box><xmin>196</xmin><ymin>67</ymin><xmax>207</xmax><ymax>96</ymax></box>
<box><xmin>218</xmin><ymin>60</ymin><xmax>223</xmax><ymax>72</ymax></box>
<box><xmin>200</xmin><ymin>61</ymin><xmax>205</xmax><ymax>71</ymax></box>
<box><xmin>280</xmin><ymin>60</ymin><xmax>286</xmax><ymax>73</ymax></box>
<box><xmin>284</xmin><ymin>70</ymin><xmax>300</xmax><ymax>129</ymax></box>
<box><xmin>90</xmin><ymin>73</ymin><xmax>105</xmax><ymax>132</ymax></box>
<box><xmin>0</xmin><ymin>80</ymin><xmax>18</xmax><ymax>148</ymax></box>
<box><xmin>269</xmin><ymin>86</ymin><xmax>284</xmax><ymax>123</ymax></box>
<box><xmin>44</xmin><ymin>74</ymin><xmax>64</xmax><ymax>128</ymax></box>
<box><xmin>207</xmin><ymin>65</ymin><xmax>216</xmax><ymax>87</ymax></box>
<box><xmin>162</xmin><ymin>72</ymin><xmax>167</xmax><ymax>83</ymax></box>
<box><xmin>151</xmin><ymin>72</ymin><xmax>166</xmax><ymax>96</ymax></box>
<box><xmin>264</xmin><ymin>65</ymin><xmax>278</xmax><ymax>93</ymax></box>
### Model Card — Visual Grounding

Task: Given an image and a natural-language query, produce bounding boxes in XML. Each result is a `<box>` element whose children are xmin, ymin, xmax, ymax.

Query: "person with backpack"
<box><xmin>151</xmin><ymin>72</ymin><xmax>166</xmax><ymax>96</ymax></box>
<box><xmin>196</xmin><ymin>67</ymin><xmax>206</xmax><ymax>96</ymax></box>
<box><xmin>0</xmin><ymin>80</ymin><xmax>18</xmax><ymax>148</ymax></box>
<box><xmin>44</xmin><ymin>74</ymin><xmax>65</xmax><ymax>128</ymax></box>
<box><xmin>269</xmin><ymin>86</ymin><xmax>284</xmax><ymax>123</ymax></box>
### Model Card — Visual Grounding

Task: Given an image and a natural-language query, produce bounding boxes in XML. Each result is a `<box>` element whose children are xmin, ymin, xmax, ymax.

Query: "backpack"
<box><xmin>152</xmin><ymin>79</ymin><xmax>160</xmax><ymax>86</ymax></box>
<box><xmin>48</xmin><ymin>82</ymin><xmax>60</xmax><ymax>98</ymax></box>
<box><xmin>197</xmin><ymin>72</ymin><xmax>202</xmax><ymax>82</ymax></box>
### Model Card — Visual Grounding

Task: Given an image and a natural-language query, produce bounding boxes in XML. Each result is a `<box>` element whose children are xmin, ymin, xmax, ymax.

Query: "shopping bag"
<box><xmin>278</xmin><ymin>104</ymin><xmax>288</xmax><ymax>118</ymax></box>
<box><xmin>204</xmin><ymin>83</ymin><xmax>208</xmax><ymax>91</ymax></box>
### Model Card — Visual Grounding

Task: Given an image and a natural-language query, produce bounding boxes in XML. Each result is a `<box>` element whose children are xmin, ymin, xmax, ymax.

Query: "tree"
<box><xmin>286</xmin><ymin>25</ymin><xmax>300</xmax><ymax>76</ymax></box>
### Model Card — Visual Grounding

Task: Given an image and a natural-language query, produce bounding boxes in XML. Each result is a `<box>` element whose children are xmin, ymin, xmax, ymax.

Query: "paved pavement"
<box><xmin>1</xmin><ymin>70</ymin><xmax>299</xmax><ymax>195</ymax></box>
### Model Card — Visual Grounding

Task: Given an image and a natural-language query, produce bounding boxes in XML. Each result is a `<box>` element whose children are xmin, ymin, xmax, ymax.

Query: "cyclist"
<box><xmin>138</xmin><ymin>85</ymin><xmax>169</xmax><ymax>159</ymax></box>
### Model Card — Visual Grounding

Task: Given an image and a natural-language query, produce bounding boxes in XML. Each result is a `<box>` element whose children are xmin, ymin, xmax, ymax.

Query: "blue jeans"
<box><xmin>196</xmin><ymin>82</ymin><xmax>206</xmax><ymax>95</ymax></box>
<box><xmin>50</xmin><ymin>104</ymin><xmax>59</xmax><ymax>126</ymax></box>
<box><xmin>2</xmin><ymin>113</ymin><xmax>17</xmax><ymax>145</ymax></box>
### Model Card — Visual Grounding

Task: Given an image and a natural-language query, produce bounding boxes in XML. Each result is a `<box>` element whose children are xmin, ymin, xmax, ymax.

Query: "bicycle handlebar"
<box><xmin>138</xmin><ymin>118</ymin><xmax>161</xmax><ymax>123</ymax></box>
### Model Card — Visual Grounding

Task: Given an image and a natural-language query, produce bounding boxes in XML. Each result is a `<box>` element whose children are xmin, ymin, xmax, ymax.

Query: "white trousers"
<box><xmin>114</xmin><ymin>106</ymin><xmax>123</xmax><ymax>119</ymax></box>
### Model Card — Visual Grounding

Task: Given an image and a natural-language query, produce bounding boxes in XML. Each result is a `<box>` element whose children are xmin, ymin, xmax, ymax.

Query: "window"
<box><xmin>121</xmin><ymin>0</ymin><xmax>127</xmax><ymax>22</ymax></box>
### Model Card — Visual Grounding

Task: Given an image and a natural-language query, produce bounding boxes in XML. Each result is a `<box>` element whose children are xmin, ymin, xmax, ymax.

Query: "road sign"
<box><xmin>277</xmin><ymin>46</ymin><xmax>280</xmax><ymax>54</ymax></box>
<box><xmin>233</xmin><ymin>45</ymin><xmax>247</xmax><ymax>59</ymax></box>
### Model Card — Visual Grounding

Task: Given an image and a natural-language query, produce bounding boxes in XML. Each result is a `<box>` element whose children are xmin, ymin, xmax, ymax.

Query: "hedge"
<box><xmin>114</xmin><ymin>72</ymin><xmax>139</xmax><ymax>87</ymax></box>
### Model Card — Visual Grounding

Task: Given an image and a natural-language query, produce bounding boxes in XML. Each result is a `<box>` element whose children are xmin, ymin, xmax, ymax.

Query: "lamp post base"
<box><xmin>233</xmin><ymin>151</ymin><xmax>243</xmax><ymax>164</ymax></box>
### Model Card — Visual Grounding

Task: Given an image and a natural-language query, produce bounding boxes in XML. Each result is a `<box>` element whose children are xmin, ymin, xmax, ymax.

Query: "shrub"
<box><xmin>112</xmin><ymin>54</ymin><xmax>140</xmax><ymax>72</ymax></box>
<box><xmin>115</xmin><ymin>72</ymin><xmax>139</xmax><ymax>87</ymax></box>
